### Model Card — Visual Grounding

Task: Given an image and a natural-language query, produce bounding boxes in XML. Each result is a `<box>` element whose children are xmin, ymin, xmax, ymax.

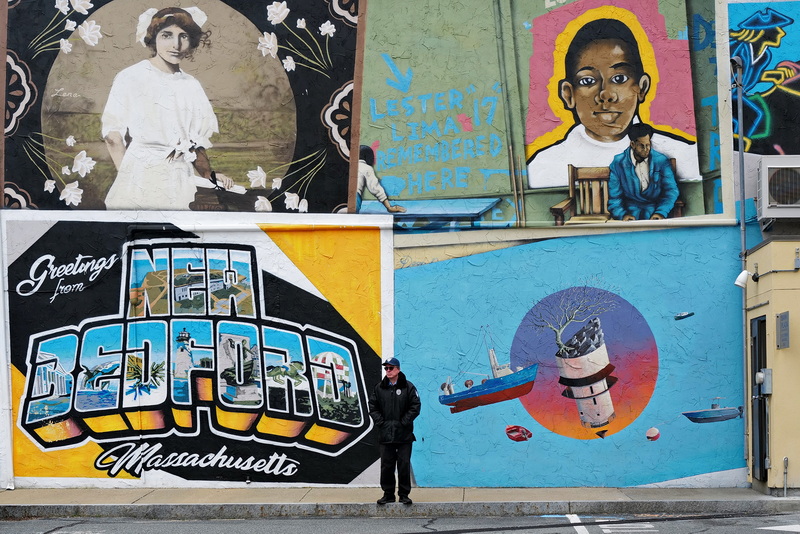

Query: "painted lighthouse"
<box><xmin>174</xmin><ymin>328</ymin><xmax>194</xmax><ymax>380</ymax></box>
<box><xmin>556</xmin><ymin>317</ymin><xmax>618</xmax><ymax>431</ymax></box>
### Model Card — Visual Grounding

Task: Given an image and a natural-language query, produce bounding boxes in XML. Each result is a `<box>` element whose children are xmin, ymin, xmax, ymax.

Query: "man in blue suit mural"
<box><xmin>608</xmin><ymin>123</ymin><xmax>678</xmax><ymax>221</ymax></box>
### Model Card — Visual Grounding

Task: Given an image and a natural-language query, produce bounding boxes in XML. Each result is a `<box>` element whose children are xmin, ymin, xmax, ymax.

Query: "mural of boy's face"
<box><xmin>559</xmin><ymin>39</ymin><xmax>651</xmax><ymax>143</ymax></box>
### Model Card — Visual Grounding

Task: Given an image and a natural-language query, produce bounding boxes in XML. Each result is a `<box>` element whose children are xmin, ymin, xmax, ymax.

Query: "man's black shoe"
<box><xmin>377</xmin><ymin>495</ymin><xmax>395</xmax><ymax>505</ymax></box>
<box><xmin>399</xmin><ymin>496</ymin><xmax>412</xmax><ymax>505</ymax></box>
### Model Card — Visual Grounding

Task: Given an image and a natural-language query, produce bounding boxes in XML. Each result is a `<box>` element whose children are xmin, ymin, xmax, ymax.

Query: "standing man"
<box><xmin>369</xmin><ymin>357</ymin><xmax>421</xmax><ymax>505</ymax></box>
<box><xmin>608</xmin><ymin>123</ymin><xmax>679</xmax><ymax>221</ymax></box>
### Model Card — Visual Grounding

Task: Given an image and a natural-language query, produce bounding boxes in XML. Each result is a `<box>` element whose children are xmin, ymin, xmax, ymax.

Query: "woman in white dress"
<box><xmin>102</xmin><ymin>6</ymin><xmax>233</xmax><ymax>210</ymax></box>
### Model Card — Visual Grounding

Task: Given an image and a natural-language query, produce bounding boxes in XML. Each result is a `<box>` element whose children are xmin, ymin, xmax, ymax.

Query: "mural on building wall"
<box><xmin>357</xmin><ymin>47</ymin><xmax>512</xmax><ymax>229</ymax></box>
<box><xmin>395</xmin><ymin>228</ymin><xmax>746</xmax><ymax>487</ymax></box>
<box><xmin>525</xmin><ymin>0</ymin><xmax>709</xmax><ymax>224</ymax></box>
<box><xmin>358</xmin><ymin>1</ymin><xmax>545</xmax><ymax>229</ymax></box>
<box><xmin>729</xmin><ymin>3</ymin><xmax>800</xmax><ymax>155</ymax></box>
<box><xmin>357</xmin><ymin>0</ymin><xmax>721</xmax><ymax>229</ymax></box>
<box><xmin>436</xmin><ymin>287</ymin><xmax>657</xmax><ymax>441</ymax></box>
<box><xmin>527</xmin><ymin>3</ymin><xmax>701</xmax><ymax>187</ymax></box>
<box><xmin>437</xmin><ymin>325</ymin><xmax>539</xmax><ymax>415</ymax></box>
<box><xmin>7</xmin><ymin>215</ymin><xmax>388</xmax><ymax>483</ymax></box>
<box><xmin>5</xmin><ymin>0</ymin><xmax>357</xmax><ymax>212</ymax></box>
<box><xmin>511</xmin><ymin>287</ymin><xmax>657</xmax><ymax>440</ymax></box>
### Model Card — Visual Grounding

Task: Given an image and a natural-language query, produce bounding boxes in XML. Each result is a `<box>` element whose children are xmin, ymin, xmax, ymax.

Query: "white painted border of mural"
<box><xmin>0</xmin><ymin>211</ymin><xmax>394</xmax><ymax>488</ymax></box>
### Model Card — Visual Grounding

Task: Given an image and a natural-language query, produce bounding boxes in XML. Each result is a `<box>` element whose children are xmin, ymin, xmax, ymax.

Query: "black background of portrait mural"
<box><xmin>5</xmin><ymin>0</ymin><xmax>357</xmax><ymax>212</ymax></box>
<box><xmin>8</xmin><ymin>221</ymin><xmax>382</xmax><ymax>483</ymax></box>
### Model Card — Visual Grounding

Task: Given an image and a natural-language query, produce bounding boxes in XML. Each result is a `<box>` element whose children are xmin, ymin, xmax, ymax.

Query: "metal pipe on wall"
<box><xmin>731</xmin><ymin>56</ymin><xmax>750</xmax><ymax>471</ymax></box>
<box><xmin>785</xmin><ymin>457</ymin><xmax>789</xmax><ymax>497</ymax></box>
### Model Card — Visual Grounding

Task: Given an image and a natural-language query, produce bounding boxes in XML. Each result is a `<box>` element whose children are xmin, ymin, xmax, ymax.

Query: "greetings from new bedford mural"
<box><xmin>7</xmin><ymin>213</ymin><xmax>389</xmax><ymax>483</ymax></box>
<box><xmin>6</xmin><ymin>0</ymin><xmax>356</xmax><ymax>213</ymax></box>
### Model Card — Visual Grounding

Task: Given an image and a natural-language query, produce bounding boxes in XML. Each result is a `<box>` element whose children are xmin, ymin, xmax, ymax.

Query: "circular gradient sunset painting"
<box><xmin>510</xmin><ymin>287</ymin><xmax>658</xmax><ymax>440</ymax></box>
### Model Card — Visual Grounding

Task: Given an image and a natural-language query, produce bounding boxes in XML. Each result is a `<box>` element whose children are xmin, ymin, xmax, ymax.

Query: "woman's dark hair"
<box><xmin>144</xmin><ymin>7</ymin><xmax>210</xmax><ymax>54</ymax></box>
<box><xmin>359</xmin><ymin>145</ymin><xmax>375</xmax><ymax>166</ymax></box>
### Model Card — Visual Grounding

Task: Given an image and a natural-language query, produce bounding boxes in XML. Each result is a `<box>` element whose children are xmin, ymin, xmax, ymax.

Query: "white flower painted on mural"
<box><xmin>65</xmin><ymin>20</ymin><xmax>77</xmax><ymax>32</ymax></box>
<box><xmin>44</xmin><ymin>180</ymin><xmax>56</xmax><ymax>193</ymax></box>
<box><xmin>267</xmin><ymin>1</ymin><xmax>289</xmax><ymax>25</ymax></box>
<box><xmin>296</xmin><ymin>18</ymin><xmax>306</xmax><ymax>29</ymax></box>
<box><xmin>71</xmin><ymin>150</ymin><xmax>96</xmax><ymax>177</ymax></box>
<box><xmin>282</xmin><ymin>56</ymin><xmax>295</xmax><ymax>72</ymax></box>
<box><xmin>78</xmin><ymin>20</ymin><xmax>102</xmax><ymax>46</ymax></box>
<box><xmin>271</xmin><ymin>177</ymin><xmax>282</xmax><ymax>190</ymax></box>
<box><xmin>255</xmin><ymin>196</ymin><xmax>272</xmax><ymax>212</ymax></box>
<box><xmin>61</xmin><ymin>166</ymin><xmax>71</xmax><ymax>175</ymax></box>
<box><xmin>55</xmin><ymin>0</ymin><xmax>69</xmax><ymax>15</ymax></box>
<box><xmin>258</xmin><ymin>32</ymin><xmax>278</xmax><ymax>58</ymax></box>
<box><xmin>59</xmin><ymin>181</ymin><xmax>83</xmax><ymax>206</ymax></box>
<box><xmin>247</xmin><ymin>166</ymin><xmax>267</xmax><ymax>188</ymax></box>
<box><xmin>319</xmin><ymin>21</ymin><xmax>335</xmax><ymax>37</ymax></box>
<box><xmin>69</xmin><ymin>0</ymin><xmax>93</xmax><ymax>15</ymax></box>
<box><xmin>65</xmin><ymin>135</ymin><xmax>76</xmax><ymax>146</ymax></box>
<box><xmin>59</xmin><ymin>39</ymin><xmax>72</xmax><ymax>54</ymax></box>
<box><xmin>298</xmin><ymin>198</ymin><xmax>308</xmax><ymax>213</ymax></box>
<box><xmin>284</xmin><ymin>192</ymin><xmax>299</xmax><ymax>210</ymax></box>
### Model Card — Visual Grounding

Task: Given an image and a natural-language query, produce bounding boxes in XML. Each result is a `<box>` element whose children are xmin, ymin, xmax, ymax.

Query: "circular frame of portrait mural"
<box><xmin>40</xmin><ymin>0</ymin><xmax>296</xmax><ymax>209</ymax></box>
<box><xmin>510</xmin><ymin>287</ymin><xmax>658</xmax><ymax>440</ymax></box>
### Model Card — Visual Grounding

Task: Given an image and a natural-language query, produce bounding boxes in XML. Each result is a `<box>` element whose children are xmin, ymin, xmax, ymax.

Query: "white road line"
<box><xmin>602</xmin><ymin>530</ymin><xmax>657</xmax><ymax>533</ymax></box>
<box><xmin>594</xmin><ymin>518</ymin><xmax>657</xmax><ymax>533</ymax></box>
<box><xmin>567</xmin><ymin>514</ymin><xmax>592</xmax><ymax>534</ymax></box>
<box><xmin>758</xmin><ymin>526</ymin><xmax>800</xmax><ymax>532</ymax></box>
<box><xmin>602</xmin><ymin>526</ymin><xmax>657</xmax><ymax>531</ymax></box>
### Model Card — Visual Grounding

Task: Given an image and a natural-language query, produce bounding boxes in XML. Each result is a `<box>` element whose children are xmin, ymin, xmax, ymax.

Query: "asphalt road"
<box><xmin>2</xmin><ymin>512</ymin><xmax>800</xmax><ymax>533</ymax></box>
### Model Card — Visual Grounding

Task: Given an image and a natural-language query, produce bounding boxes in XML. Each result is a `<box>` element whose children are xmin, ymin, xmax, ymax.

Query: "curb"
<box><xmin>2</xmin><ymin>499</ymin><xmax>800</xmax><ymax>519</ymax></box>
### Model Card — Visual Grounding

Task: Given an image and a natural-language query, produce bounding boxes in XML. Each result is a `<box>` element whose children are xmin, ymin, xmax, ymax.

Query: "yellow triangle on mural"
<box><xmin>260</xmin><ymin>224</ymin><xmax>384</xmax><ymax>356</ymax></box>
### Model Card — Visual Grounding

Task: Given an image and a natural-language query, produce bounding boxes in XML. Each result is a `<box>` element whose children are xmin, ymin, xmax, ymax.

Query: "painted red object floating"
<box><xmin>506</xmin><ymin>425</ymin><xmax>532</xmax><ymax>442</ymax></box>
<box><xmin>646</xmin><ymin>427</ymin><xmax>660</xmax><ymax>441</ymax></box>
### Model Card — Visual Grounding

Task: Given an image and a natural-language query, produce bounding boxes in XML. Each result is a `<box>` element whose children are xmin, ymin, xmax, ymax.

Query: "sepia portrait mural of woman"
<box><xmin>101</xmin><ymin>6</ymin><xmax>234</xmax><ymax>210</ymax></box>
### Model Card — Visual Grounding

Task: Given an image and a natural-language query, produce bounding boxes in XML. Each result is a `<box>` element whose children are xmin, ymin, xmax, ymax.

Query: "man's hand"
<box><xmin>387</xmin><ymin>204</ymin><xmax>406</xmax><ymax>213</ymax></box>
<box><xmin>650</xmin><ymin>213</ymin><xmax>664</xmax><ymax>220</ymax></box>
<box><xmin>622</xmin><ymin>214</ymin><xmax>636</xmax><ymax>221</ymax></box>
<box><xmin>213</xmin><ymin>173</ymin><xmax>235</xmax><ymax>190</ymax></box>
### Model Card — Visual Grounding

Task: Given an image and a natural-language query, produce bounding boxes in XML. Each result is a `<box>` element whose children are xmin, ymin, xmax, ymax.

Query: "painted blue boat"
<box><xmin>439</xmin><ymin>362</ymin><xmax>538</xmax><ymax>414</ymax></box>
<box><xmin>682</xmin><ymin>403</ymin><xmax>743</xmax><ymax>423</ymax></box>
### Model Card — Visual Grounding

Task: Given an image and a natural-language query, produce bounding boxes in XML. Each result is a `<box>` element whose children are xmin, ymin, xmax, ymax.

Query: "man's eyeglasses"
<box><xmin>383</xmin><ymin>366</ymin><xmax>396</xmax><ymax>370</ymax></box>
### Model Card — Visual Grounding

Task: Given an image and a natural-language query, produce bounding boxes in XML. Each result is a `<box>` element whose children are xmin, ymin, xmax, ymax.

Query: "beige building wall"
<box><xmin>744</xmin><ymin>238</ymin><xmax>800</xmax><ymax>492</ymax></box>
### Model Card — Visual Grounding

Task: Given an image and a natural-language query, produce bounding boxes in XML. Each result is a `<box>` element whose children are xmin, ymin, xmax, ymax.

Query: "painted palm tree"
<box><xmin>126</xmin><ymin>356</ymin><xmax>166</xmax><ymax>399</ymax></box>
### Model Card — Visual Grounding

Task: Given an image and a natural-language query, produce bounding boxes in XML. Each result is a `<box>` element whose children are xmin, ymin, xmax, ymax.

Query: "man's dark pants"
<box><xmin>379</xmin><ymin>442</ymin><xmax>412</xmax><ymax>497</ymax></box>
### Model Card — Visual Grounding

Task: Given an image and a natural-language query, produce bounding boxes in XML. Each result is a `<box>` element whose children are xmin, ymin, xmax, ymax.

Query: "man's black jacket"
<box><xmin>368</xmin><ymin>371</ymin><xmax>421</xmax><ymax>443</ymax></box>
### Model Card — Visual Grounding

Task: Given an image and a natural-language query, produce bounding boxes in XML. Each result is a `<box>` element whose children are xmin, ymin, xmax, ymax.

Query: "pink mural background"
<box><xmin>526</xmin><ymin>0</ymin><xmax>698</xmax><ymax>144</ymax></box>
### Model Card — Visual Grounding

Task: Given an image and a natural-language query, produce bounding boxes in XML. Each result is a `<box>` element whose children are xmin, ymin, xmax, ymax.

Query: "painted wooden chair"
<box><xmin>550</xmin><ymin>160</ymin><xmax>683</xmax><ymax>226</ymax></box>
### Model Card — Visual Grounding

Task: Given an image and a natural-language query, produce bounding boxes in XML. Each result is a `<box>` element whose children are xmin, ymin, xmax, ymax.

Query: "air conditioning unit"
<box><xmin>758</xmin><ymin>155</ymin><xmax>800</xmax><ymax>220</ymax></box>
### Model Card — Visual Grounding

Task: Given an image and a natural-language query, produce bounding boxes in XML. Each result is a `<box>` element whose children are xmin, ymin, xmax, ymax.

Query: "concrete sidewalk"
<box><xmin>1</xmin><ymin>487</ymin><xmax>800</xmax><ymax>519</ymax></box>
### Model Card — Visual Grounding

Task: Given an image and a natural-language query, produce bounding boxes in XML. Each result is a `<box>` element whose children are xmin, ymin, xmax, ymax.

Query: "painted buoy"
<box><xmin>505</xmin><ymin>425</ymin><xmax>532</xmax><ymax>442</ymax></box>
<box><xmin>646</xmin><ymin>427</ymin><xmax>660</xmax><ymax>441</ymax></box>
